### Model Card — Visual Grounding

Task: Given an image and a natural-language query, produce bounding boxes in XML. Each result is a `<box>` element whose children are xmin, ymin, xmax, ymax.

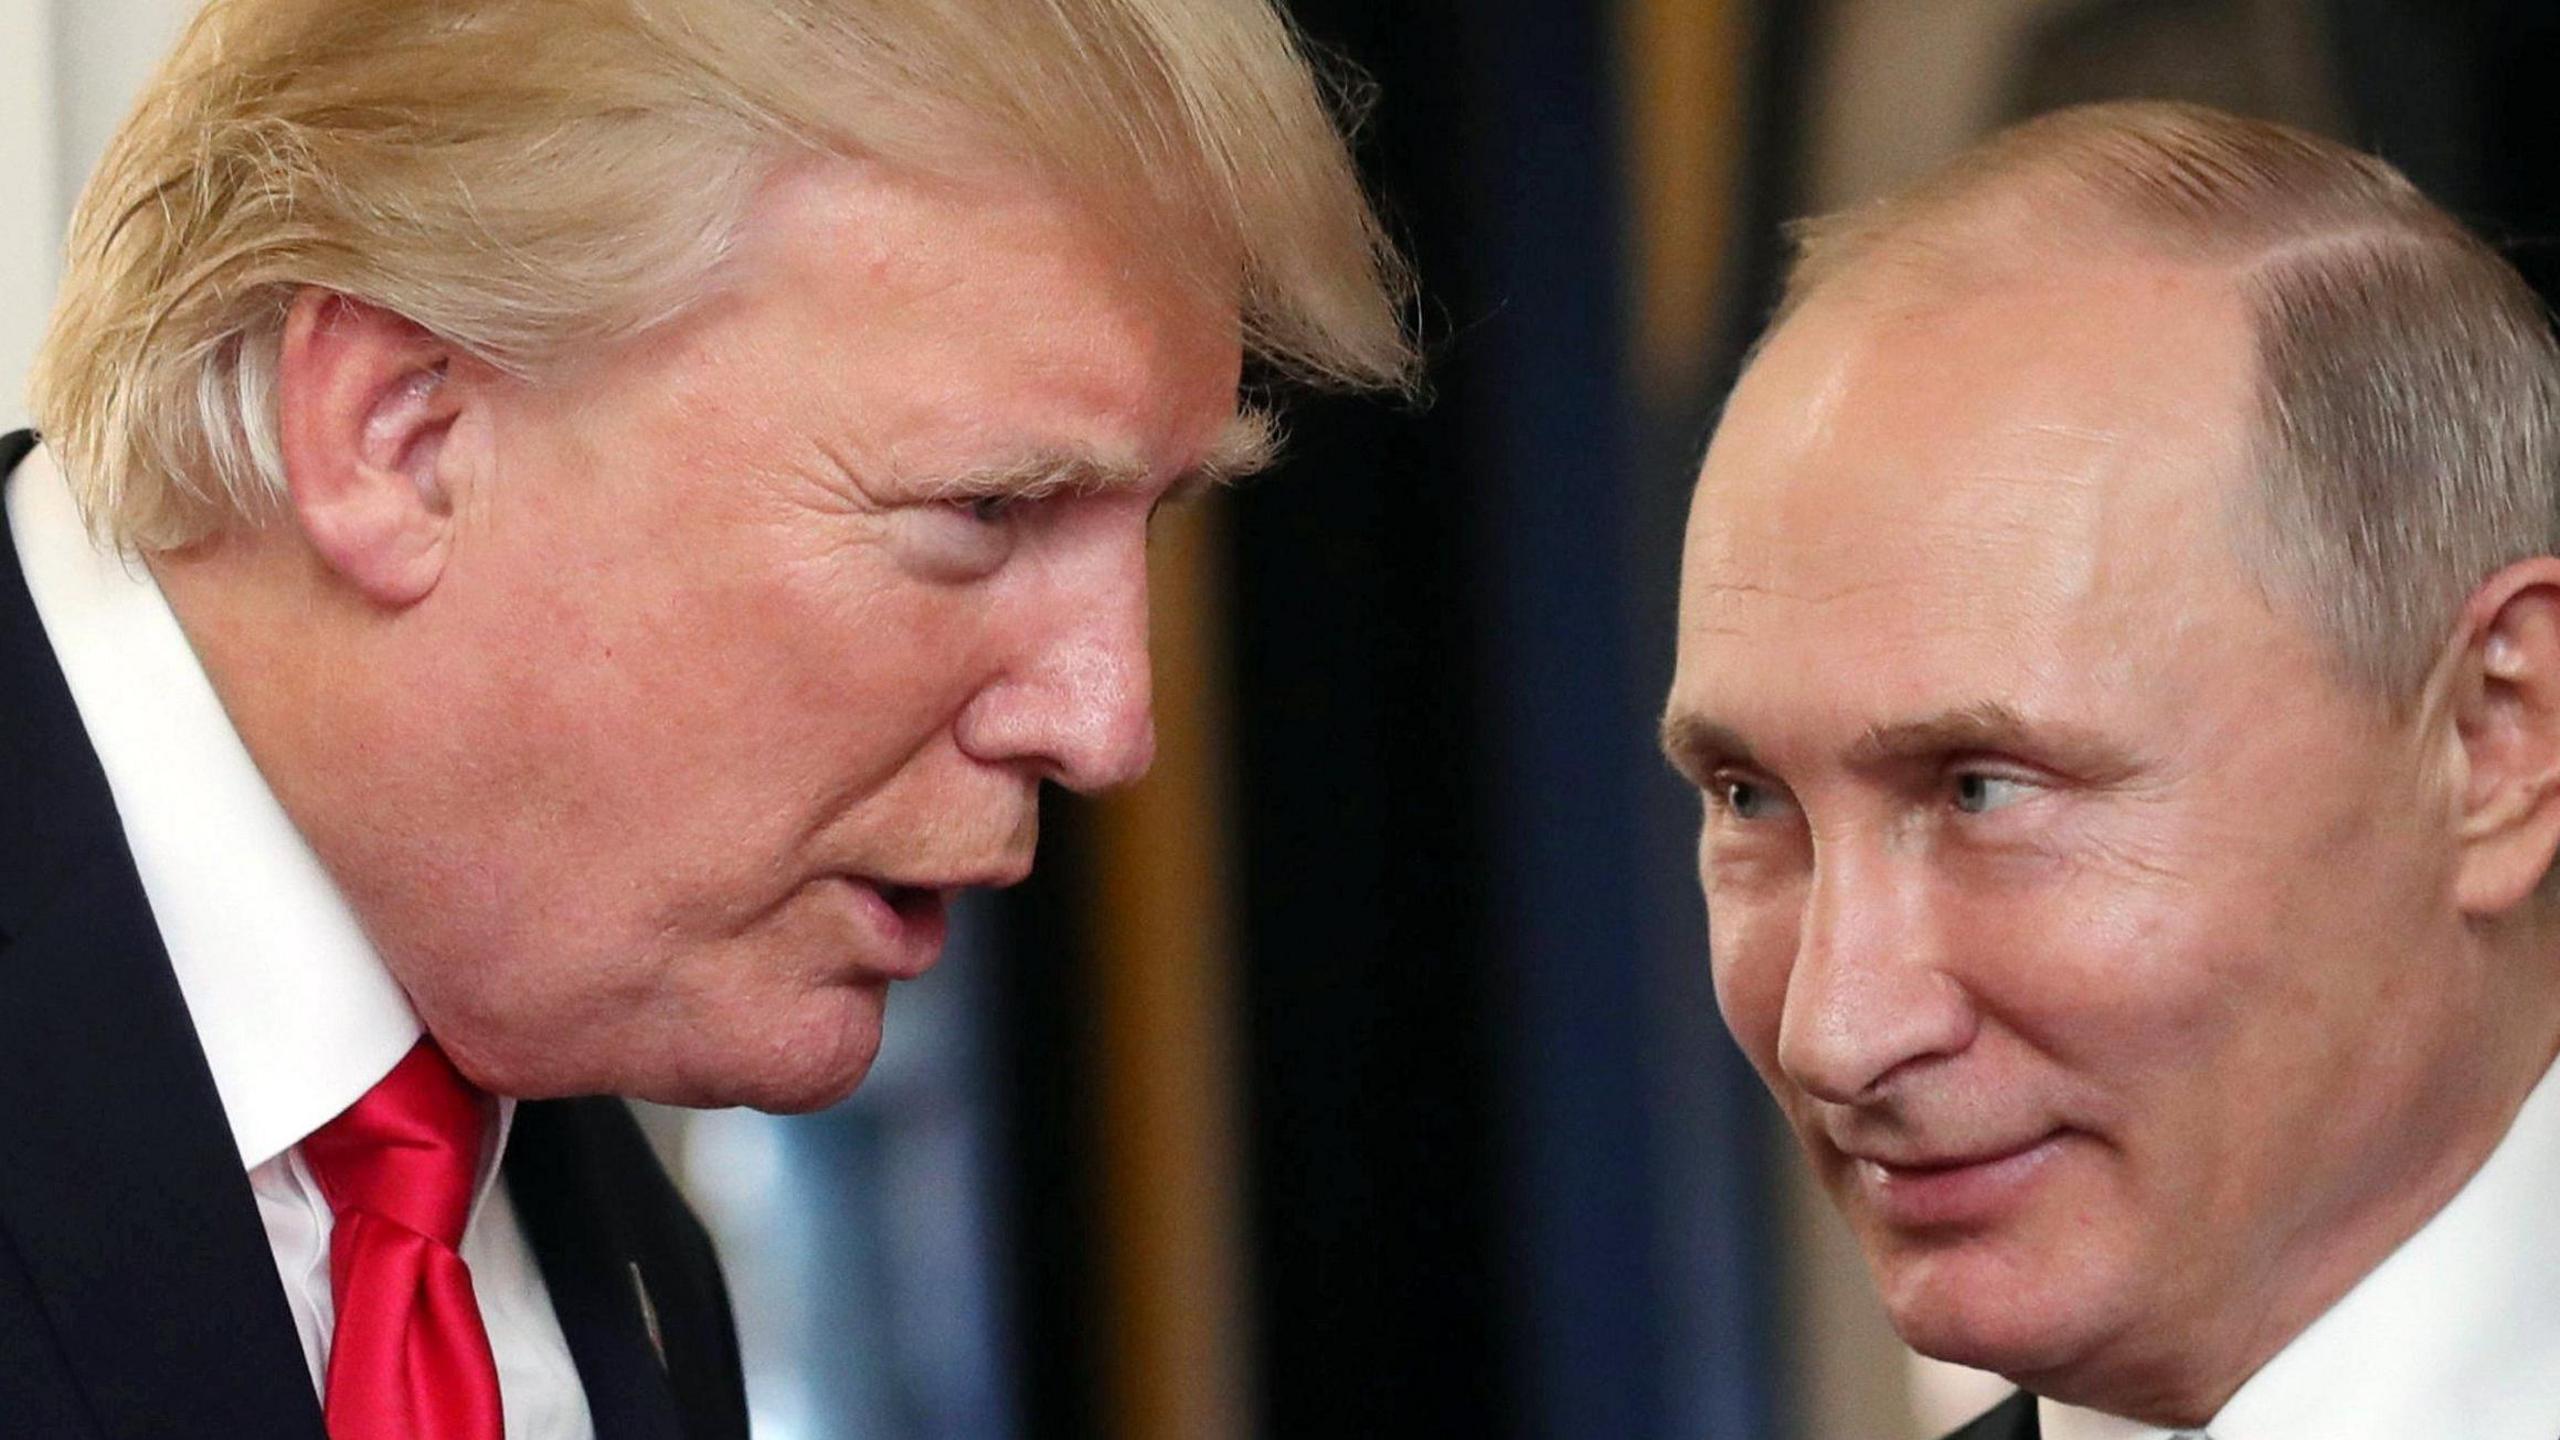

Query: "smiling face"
<box><xmin>285</xmin><ymin>159</ymin><xmax>1247</xmax><ymax>1112</ymax></box>
<box><xmin>1664</xmin><ymin>264</ymin><xmax>2526</xmax><ymax>1416</ymax></box>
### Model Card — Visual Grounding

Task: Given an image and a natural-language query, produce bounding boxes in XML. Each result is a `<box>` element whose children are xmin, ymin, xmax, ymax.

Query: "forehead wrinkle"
<box><xmin>2018</xmin><ymin>420</ymin><xmax>2126</xmax><ymax>448</ymax></box>
<box><xmin>1689</xmin><ymin>572</ymin><xmax>1926</xmax><ymax>612</ymax></box>
<box><xmin>1688</xmin><ymin>461</ymin><xmax>2103</xmax><ymax>623</ymax></box>
<box><xmin>1692</xmin><ymin>420</ymin><xmax>2132</xmax><ymax>608</ymax></box>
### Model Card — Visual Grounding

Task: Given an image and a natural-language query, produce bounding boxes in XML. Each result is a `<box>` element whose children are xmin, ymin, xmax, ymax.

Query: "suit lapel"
<box><xmin>508</xmin><ymin>1100</ymin><xmax>689</xmax><ymax>1440</ymax></box>
<box><xmin>0</xmin><ymin>432</ymin><xmax>325</xmax><ymax>1440</ymax></box>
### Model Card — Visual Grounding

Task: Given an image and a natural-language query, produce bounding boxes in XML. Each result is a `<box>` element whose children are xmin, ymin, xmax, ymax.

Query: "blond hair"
<box><xmin>1775</xmin><ymin>100</ymin><xmax>2560</xmax><ymax>706</ymax></box>
<box><xmin>32</xmin><ymin>0</ymin><xmax>1415</xmax><ymax>550</ymax></box>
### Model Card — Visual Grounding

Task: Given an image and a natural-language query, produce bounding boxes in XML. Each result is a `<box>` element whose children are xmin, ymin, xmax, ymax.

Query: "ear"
<box><xmin>2447</xmin><ymin>557</ymin><xmax>2560</xmax><ymax>916</ymax></box>
<box><xmin>275</xmin><ymin>289</ymin><xmax>466</xmax><ymax>607</ymax></box>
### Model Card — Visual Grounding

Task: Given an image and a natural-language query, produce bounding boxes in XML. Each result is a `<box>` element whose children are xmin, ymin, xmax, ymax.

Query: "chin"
<box><xmin>549</xmin><ymin>1042</ymin><xmax>880</xmax><ymax>1113</ymax></box>
<box><xmin>709</xmin><ymin>1051</ymin><xmax>880</xmax><ymax>1115</ymax></box>
<box><xmin>637</xmin><ymin>1005</ymin><xmax>889</xmax><ymax>1114</ymax></box>
<box><xmin>434</xmin><ymin>985</ymin><xmax>888</xmax><ymax>1113</ymax></box>
<box><xmin>1888</xmin><ymin>1293</ymin><xmax>2054</xmax><ymax>1379</ymax></box>
<box><xmin>1871</xmin><ymin>1236</ymin><xmax>2113</xmax><ymax>1385</ymax></box>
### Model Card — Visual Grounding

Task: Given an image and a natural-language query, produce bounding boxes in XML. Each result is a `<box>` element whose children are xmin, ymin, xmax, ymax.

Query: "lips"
<box><xmin>1844</xmin><ymin>1129</ymin><xmax>2071</xmax><ymax>1231</ymax></box>
<box><xmin>838</xmin><ymin>877</ymin><xmax>953</xmax><ymax>979</ymax></box>
<box><xmin>829</xmin><ymin>854</ymin><xmax>1029</xmax><ymax>980</ymax></box>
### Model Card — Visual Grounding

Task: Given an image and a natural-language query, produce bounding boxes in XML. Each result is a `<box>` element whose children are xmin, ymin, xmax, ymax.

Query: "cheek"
<box><xmin>1928</xmin><ymin>826</ymin><xmax>2248</xmax><ymax>1106</ymax></box>
<box><xmin>1957</xmin><ymin>800</ymin><xmax>2418</xmax><ymax>1180</ymax></box>
<box><xmin>626</xmin><ymin>509</ymin><xmax>1000</xmax><ymax>748</ymax></box>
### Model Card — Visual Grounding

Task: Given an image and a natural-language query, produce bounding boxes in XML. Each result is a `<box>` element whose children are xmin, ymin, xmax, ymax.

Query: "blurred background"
<box><xmin>7</xmin><ymin>2</ymin><xmax>2558</xmax><ymax>1437</ymax></box>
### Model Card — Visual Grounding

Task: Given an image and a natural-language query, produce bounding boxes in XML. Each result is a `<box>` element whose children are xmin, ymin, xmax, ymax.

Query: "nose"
<box><xmin>954</xmin><ymin>538</ymin><xmax>1157</xmax><ymax>793</ymax></box>
<box><xmin>1774</xmin><ymin>845</ymin><xmax>1976</xmax><ymax>1104</ymax></box>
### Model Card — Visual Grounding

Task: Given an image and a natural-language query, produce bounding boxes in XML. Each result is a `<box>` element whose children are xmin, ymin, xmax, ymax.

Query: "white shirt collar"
<box><xmin>7</xmin><ymin>444</ymin><xmax>505</xmax><ymax>1178</ymax></box>
<box><xmin>2038</xmin><ymin>1403</ymin><xmax>2179</xmax><ymax>1440</ymax></box>
<box><xmin>2040</xmin><ymin>1054</ymin><xmax>2560</xmax><ymax>1440</ymax></box>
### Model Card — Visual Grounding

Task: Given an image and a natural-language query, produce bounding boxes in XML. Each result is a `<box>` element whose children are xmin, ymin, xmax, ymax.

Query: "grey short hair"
<box><xmin>1778</xmin><ymin>100</ymin><xmax>2560</xmax><ymax>707</ymax></box>
<box><xmin>32</xmin><ymin>0</ymin><xmax>1417</xmax><ymax>551</ymax></box>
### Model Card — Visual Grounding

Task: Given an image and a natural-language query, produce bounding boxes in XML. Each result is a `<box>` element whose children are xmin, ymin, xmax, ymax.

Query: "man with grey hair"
<box><xmin>1662</xmin><ymin>101</ymin><xmax>2560</xmax><ymax>1438</ymax></box>
<box><xmin>0</xmin><ymin>1</ymin><xmax>1409</xmax><ymax>1436</ymax></box>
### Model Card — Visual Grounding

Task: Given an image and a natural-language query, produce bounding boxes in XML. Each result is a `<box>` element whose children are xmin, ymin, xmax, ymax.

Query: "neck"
<box><xmin>149</xmin><ymin>527</ymin><xmax>424</xmax><ymax>876</ymax></box>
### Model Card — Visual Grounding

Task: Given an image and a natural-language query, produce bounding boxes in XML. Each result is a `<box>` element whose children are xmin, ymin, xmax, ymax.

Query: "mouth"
<box><xmin>876</xmin><ymin>881</ymin><xmax>950</xmax><ymax>922</ymax></box>
<box><xmin>827</xmin><ymin>851</ymin><xmax>1031</xmax><ymax>981</ymax></box>
<box><xmin>838</xmin><ymin>878</ymin><xmax>955</xmax><ymax>980</ymax></box>
<box><xmin>1844</xmin><ymin>1130</ymin><xmax>2072</xmax><ymax>1231</ymax></box>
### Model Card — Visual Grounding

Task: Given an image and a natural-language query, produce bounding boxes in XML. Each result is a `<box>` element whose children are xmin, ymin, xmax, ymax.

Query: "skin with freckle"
<box><xmin>1664</xmin><ymin>262</ymin><xmax>2560</xmax><ymax>1421</ymax></box>
<box><xmin>163</xmin><ymin>160</ymin><xmax>1246</xmax><ymax>1113</ymax></box>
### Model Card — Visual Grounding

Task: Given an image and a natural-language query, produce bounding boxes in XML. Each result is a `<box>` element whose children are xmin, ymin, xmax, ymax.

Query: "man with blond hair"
<box><xmin>1663</xmin><ymin>101</ymin><xmax>2560</xmax><ymax>1439</ymax></box>
<box><xmin>0</xmin><ymin>1</ymin><xmax>1410</xmax><ymax>1436</ymax></box>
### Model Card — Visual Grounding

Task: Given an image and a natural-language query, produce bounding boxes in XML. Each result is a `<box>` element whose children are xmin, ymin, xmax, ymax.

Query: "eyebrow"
<box><xmin>1657</xmin><ymin>711</ymin><xmax>1755</xmax><ymax>784</ymax></box>
<box><xmin>1842</xmin><ymin>701</ymin><xmax>2138</xmax><ymax>781</ymax></box>
<box><xmin>920</xmin><ymin>406</ymin><xmax>1279</xmax><ymax>509</ymax></box>
<box><xmin>1164</xmin><ymin>407</ymin><xmax>1279</xmax><ymax>506</ymax></box>
<box><xmin>1843</xmin><ymin>701</ymin><xmax>2041</xmax><ymax>768</ymax></box>
<box><xmin>1658</xmin><ymin>701</ymin><xmax>2141</xmax><ymax>785</ymax></box>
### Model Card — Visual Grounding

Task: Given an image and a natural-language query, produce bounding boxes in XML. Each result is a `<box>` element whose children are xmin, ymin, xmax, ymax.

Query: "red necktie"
<box><xmin>302</xmin><ymin>1038</ymin><xmax>506</xmax><ymax>1440</ymax></box>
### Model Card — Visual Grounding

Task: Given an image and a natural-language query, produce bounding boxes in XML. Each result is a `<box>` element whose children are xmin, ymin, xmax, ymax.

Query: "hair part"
<box><xmin>1771</xmin><ymin>100</ymin><xmax>2560</xmax><ymax>708</ymax></box>
<box><xmin>32</xmin><ymin>0</ymin><xmax>1416</xmax><ymax>551</ymax></box>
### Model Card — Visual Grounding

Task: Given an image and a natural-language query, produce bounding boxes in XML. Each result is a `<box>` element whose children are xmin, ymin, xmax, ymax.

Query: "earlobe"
<box><xmin>2448</xmin><ymin>559</ymin><xmax>2560</xmax><ymax>915</ymax></box>
<box><xmin>275</xmin><ymin>289</ymin><xmax>466</xmax><ymax>607</ymax></box>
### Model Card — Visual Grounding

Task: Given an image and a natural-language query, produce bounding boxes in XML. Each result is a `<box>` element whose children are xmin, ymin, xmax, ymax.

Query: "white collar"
<box><xmin>2038</xmin><ymin>1403</ymin><xmax>2175</xmax><ymax>1440</ymax></box>
<box><xmin>7</xmin><ymin>444</ymin><xmax>504</xmax><ymax>1178</ymax></box>
<box><xmin>2041</xmin><ymin>1054</ymin><xmax>2560</xmax><ymax>1440</ymax></box>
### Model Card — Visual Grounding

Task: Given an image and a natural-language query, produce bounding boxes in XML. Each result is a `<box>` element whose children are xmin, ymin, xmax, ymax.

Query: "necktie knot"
<box><xmin>304</xmin><ymin>1038</ymin><xmax>487</xmax><ymax>1247</ymax></box>
<box><xmin>303</xmin><ymin>1038</ymin><xmax>504</xmax><ymax>1440</ymax></box>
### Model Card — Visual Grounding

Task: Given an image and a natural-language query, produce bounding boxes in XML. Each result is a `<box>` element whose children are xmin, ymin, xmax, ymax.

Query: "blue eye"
<box><xmin>957</xmin><ymin>494</ymin><xmax>1016</xmax><ymax>525</ymax></box>
<box><xmin>1952</xmin><ymin>772</ymin><xmax>2034</xmax><ymax>814</ymax></box>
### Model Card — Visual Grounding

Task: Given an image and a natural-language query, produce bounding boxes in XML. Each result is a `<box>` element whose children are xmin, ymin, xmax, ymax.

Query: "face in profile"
<box><xmin>333</xmin><ymin>160</ymin><xmax>1247</xmax><ymax>1112</ymax></box>
<box><xmin>1662</xmin><ymin>263</ymin><xmax>2514</xmax><ymax>1409</ymax></box>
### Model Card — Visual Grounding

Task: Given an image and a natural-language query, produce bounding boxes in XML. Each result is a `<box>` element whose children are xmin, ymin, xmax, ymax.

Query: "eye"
<box><xmin>954</xmin><ymin>493</ymin><xmax>1018</xmax><ymax>526</ymax></box>
<box><xmin>1712</xmin><ymin>774</ymin><xmax>1782</xmax><ymax>820</ymax></box>
<box><xmin>894</xmin><ymin>493</ymin><xmax>1025</xmax><ymax>583</ymax></box>
<box><xmin>1952</xmin><ymin>771</ymin><xmax>2036</xmax><ymax>814</ymax></box>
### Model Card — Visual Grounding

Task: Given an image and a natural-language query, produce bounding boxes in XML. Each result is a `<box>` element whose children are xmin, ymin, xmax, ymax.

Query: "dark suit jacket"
<box><xmin>0</xmin><ymin>431</ymin><xmax>749</xmax><ymax>1438</ymax></box>
<box><xmin>1943</xmin><ymin>1390</ymin><xmax>2038</xmax><ymax>1440</ymax></box>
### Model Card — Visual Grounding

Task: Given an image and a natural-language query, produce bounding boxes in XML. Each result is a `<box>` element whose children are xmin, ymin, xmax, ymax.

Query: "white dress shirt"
<box><xmin>2041</xmin><ymin>1055</ymin><xmax>2560</xmax><ymax>1440</ymax></box>
<box><xmin>9</xmin><ymin>445</ymin><xmax>596</xmax><ymax>1440</ymax></box>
